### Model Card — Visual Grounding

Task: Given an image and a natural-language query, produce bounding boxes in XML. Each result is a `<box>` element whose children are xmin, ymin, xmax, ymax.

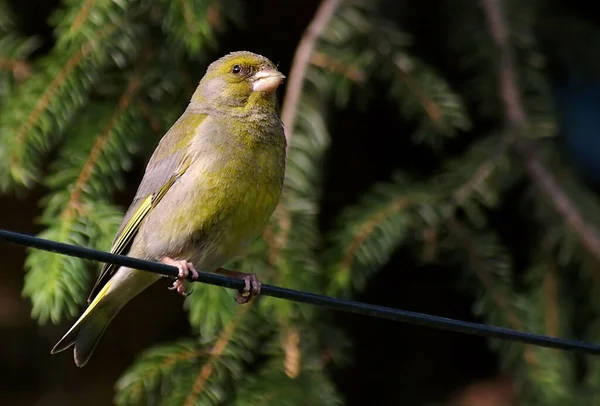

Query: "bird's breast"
<box><xmin>145</xmin><ymin>139</ymin><xmax>285</xmax><ymax>270</ymax></box>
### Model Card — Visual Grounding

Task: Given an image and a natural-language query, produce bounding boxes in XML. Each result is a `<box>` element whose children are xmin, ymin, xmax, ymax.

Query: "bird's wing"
<box><xmin>86</xmin><ymin>112</ymin><xmax>207</xmax><ymax>303</ymax></box>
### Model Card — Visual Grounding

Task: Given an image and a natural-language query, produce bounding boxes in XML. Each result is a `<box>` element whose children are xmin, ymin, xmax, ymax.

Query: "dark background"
<box><xmin>2</xmin><ymin>0</ymin><xmax>598</xmax><ymax>404</ymax></box>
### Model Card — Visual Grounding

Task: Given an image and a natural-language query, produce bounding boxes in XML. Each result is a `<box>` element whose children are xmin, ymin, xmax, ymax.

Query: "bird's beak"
<box><xmin>252</xmin><ymin>68</ymin><xmax>286</xmax><ymax>93</ymax></box>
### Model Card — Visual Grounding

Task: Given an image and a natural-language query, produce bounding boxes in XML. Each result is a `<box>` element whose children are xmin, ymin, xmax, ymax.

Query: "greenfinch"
<box><xmin>51</xmin><ymin>51</ymin><xmax>287</xmax><ymax>367</ymax></box>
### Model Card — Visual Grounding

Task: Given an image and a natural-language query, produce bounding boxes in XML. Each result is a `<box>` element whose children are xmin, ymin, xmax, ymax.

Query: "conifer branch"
<box><xmin>337</xmin><ymin>197</ymin><xmax>412</xmax><ymax>278</ymax></box>
<box><xmin>446</xmin><ymin>218</ymin><xmax>539</xmax><ymax>367</ymax></box>
<box><xmin>544</xmin><ymin>256</ymin><xmax>559</xmax><ymax>337</ymax></box>
<box><xmin>280</xmin><ymin>0</ymin><xmax>343</xmax><ymax>146</ymax></box>
<box><xmin>56</xmin><ymin>52</ymin><xmax>148</xmax><ymax>226</ymax></box>
<box><xmin>0</xmin><ymin>57</ymin><xmax>32</xmax><ymax>80</ymax></box>
<box><xmin>519</xmin><ymin>143</ymin><xmax>600</xmax><ymax>259</ymax></box>
<box><xmin>310</xmin><ymin>51</ymin><xmax>366</xmax><ymax>82</ymax></box>
<box><xmin>127</xmin><ymin>346</ymin><xmax>206</xmax><ymax>398</ymax></box>
<box><xmin>480</xmin><ymin>0</ymin><xmax>600</xmax><ymax>262</ymax></box>
<box><xmin>183</xmin><ymin>305</ymin><xmax>250</xmax><ymax>406</ymax></box>
<box><xmin>176</xmin><ymin>0</ymin><xmax>195</xmax><ymax>36</ymax></box>
<box><xmin>282</xmin><ymin>326</ymin><xmax>301</xmax><ymax>378</ymax></box>
<box><xmin>9</xmin><ymin>22</ymin><xmax>120</xmax><ymax>172</ymax></box>
<box><xmin>395</xmin><ymin>60</ymin><xmax>443</xmax><ymax>125</ymax></box>
<box><xmin>70</xmin><ymin>0</ymin><xmax>97</xmax><ymax>35</ymax></box>
<box><xmin>65</xmin><ymin>69</ymin><xmax>143</xmax><ymax>219</ymax></box>
<box><xmin>442</xmin><ymin>136</ymin><xmax>511</xmax><ymax>220</ymax></box>
<box><xmin>160</xmin><ymin>0</ymin><xmax>229</xmax><ymax>55</ymax></box>
<box><xmin>22</xmin><ymin>56</ymin><xmax>149</xmax><ymax>323</ymax></box>
<box><xmin>115</xmin><ymin>340</ymin><xmax>208</xmax><ymax>405</ymax></box>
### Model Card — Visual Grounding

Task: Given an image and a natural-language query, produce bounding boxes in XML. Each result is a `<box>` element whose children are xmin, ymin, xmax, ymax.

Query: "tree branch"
<box><xmin>310</xmin><ymin>51</ymin><xmax>366</xmax><ymax>82</ymax></box>
<box><xmin>9</xmin><ymin>22</ymin><xmax>121</xmax><ymax>172</ymax></box>
<box><xmin>0</xmin><ymin>57</ymin><xmax>32</xmax><ymax>81</ymax></box>
<box><xmin>280</xmin><ymin>0</ymin><xmax>343</xmax><ymax>150</ymax></box>
<box><xmin>480</xmin><ymin>0</ymin><xmax>600</xmax><ymax>259</ymax></box>
<box><xmin>183</xmin><ymin>305</ymin><xmax>250</xmax><ymax>406</ymax></box>
<box><xmin>446</xmin><ymin>218</ymin><xmax>538</xmax><ymax>367</ymax></box>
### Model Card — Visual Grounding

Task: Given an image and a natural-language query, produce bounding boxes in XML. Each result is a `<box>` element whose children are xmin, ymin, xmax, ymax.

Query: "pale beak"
<box><xmin>252</xmin><ymin>68</ymin><xmax>286</xmax><ymax>93</ymax></box>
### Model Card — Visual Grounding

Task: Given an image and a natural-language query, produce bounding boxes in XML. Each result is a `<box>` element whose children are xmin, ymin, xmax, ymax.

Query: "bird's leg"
<box><xmin>161</xmin><ymin>257</ymin><xmax>199</xmax><ymax>297</ymax></box>
<box><xmin>215</xmin><ymin>268</ymin><xmax>261</xmax><ymax>304</ymax></box>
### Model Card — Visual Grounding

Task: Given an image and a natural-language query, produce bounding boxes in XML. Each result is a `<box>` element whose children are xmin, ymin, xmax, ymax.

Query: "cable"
<box><xmin>2</xmin><ymin>228</ymin><xmax>600</xmax><ymax>355</ymax></box>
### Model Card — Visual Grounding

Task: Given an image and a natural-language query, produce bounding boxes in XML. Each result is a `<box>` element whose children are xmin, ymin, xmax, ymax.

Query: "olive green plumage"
<box><xmin>51</xmin><ymin>51</ymin><xmax>287</xmax><ymax>367</ymax></box>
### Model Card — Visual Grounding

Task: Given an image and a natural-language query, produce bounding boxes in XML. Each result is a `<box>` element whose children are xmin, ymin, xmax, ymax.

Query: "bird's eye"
<box><xmin>232</xmin><ymin>65</ymin><xmax>242</xmax><ymax>74</ymax></box>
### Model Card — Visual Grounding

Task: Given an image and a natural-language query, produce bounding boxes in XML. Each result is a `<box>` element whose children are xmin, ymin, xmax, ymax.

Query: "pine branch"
<box><xmin>185</xmin><ymin>235</ymin><xmax>272</xmax><ymax>339</ymax></box>
<box><xmin>157</xmin><ymin>0</ymin><xmax>241</xmax><ymax>55</ymax></box>
<box><xmin>0</xmin><ymin>57</ymin><xmax>32</xmax><ymax>80</ymax></box>
<box><xmin>115</xmin><ymin>340</ymin><xmax>206</xmax><ymax>405</ymax></box>
<box><xmin>183</xmin><ymin>305</ymin><xmax>250</xmax><ymax>406</ymax></box>
<box><xmin>332</xmin><ymin>195</ymin><xmax>413</xmax><ymax>293</ymax></box>
<box><xmin>68</xmin><ymin>0</ymin><xmax>97</xmax><ymax>35</ymax></box>
<box><xmin>280</xmin><ymin>0</ymin><xmax>343</xmax><ymax>149</ymax></box>
<box><xmin>262</xmin><ymin>91</ymin><xmax>330</xmax><ymax>329</ymax></box>
<box><xmin>234</xmin><ymin>359</ymin><xmax>342</xmax><ymax>406</ymax></box>
<box><xmin>434</xmin><ymin>134</ymin><xmax>515</xmax><ymax>226</ymax></box>
<box><xmin>116</xmin><ymin>305</ymin><xmax>261</xmax><ymax>406</ymax></box>
<box><xmin>520</xmin><ymin>142</ymin><xmax>600</xmax><ymax>261</ymax></box>
<box><xmin>269</xmin><ymin>0</ymin><xmax>343</xmax><ymax>278</ymax></box>
<box><xmin>314</xmin><ymin>1</ymin><xmax>469</xmax><ymax>146</ymax></box>
<box><xmin>446</xmin><ymin>219</ymin><xmax>539</xmax><ymax>369</ymax></box>
<box><xmin>50</xmin><ymin>0</ymin><xmax>136</xmax><ymax>47</ymax></box>
<box><xmin>67</xmin><ymin>73</ymin><xmax>143</xmax><ymax>211</ymax></box>
<box><xmin>184</xmin><ymin>284</ymin><xmax>237</xmax><ymax>339</ymax></box>
<box><xmin>517</xmin><ymin>252</ymin><xmax>574</xmax><ymax>404</ymax></box>
<box><xmin>0</xmin><ymin>2</ymin><xmax>39</xmax><ymax>97</ymax></box>
<box><xmin>480</xmin><ymin>0</ymin><xmax>600</xmax><ymax>263</ymax></box>
<box><xmin>0</xmin><ymin>11</ymin><xmax>144</xmax><ymax>190</ymax></box>
<box><xmin>326</xmin><ymin>174</ymin><xmax>433</xmax><ymax>296</ymax></box>
<box><xmin>266</xmin><ymin>87</ymin><xmax>331</xmax><ymax>279</ymax></box>
<box><xmin>310</xmin><ymin>51</ymin><xmax>366</xmax><ymax>83</ymax></box>
<box><xmin>543</xmin><ymin>259</ymin><xmax>560</xmax><ymax>339</ymax></box>
<box><xmin>388</xmin><ymin>54</ymin><xmax>471</xmax><ymax>147</ymax></box>
<box><xmin>22</xmin><ymin>60</ymin><xmax>149</xmax><ymax>323</ymax></box>
<box><xmin>281</xmin><ymin>326</ymin><xmax>301</xmax><ymax>378</ymax></box>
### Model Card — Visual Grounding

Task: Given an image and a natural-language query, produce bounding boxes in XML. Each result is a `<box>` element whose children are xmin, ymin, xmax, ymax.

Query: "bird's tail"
<box><xmin>51</xmin><ymin>281</ymin><xmax>118</xmax><ymax>367</ymax></box>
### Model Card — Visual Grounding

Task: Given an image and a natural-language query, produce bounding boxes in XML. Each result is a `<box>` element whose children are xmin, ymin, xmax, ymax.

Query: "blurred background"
<box><xmin>2</xmin><ymin>0</ymin><xmax>600</xmax><ymax>405</ymax></box>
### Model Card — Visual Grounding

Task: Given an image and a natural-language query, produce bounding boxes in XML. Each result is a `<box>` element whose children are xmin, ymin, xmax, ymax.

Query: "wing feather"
<box><xmin>86</xmin><ymin>112</ymin><xmax>205</xmax><ymax>302</ymax></box>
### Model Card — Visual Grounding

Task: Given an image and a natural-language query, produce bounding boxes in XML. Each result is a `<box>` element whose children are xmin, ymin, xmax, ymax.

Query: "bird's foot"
<box><xmin>216</xmin><ymin>268</ymin><xmax>261</xmax><ymax>304</ymax></box>
<box><xmin>161</xmin><ymin>257</ymin><xmax>199</xmax><ymax>297</ymax></box>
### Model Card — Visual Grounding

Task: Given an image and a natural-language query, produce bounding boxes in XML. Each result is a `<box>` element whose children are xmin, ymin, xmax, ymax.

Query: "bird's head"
<box><xmin>192</xmin><ymin>51</ymin><xmax>286</xmax><ymax>114</ymax></box>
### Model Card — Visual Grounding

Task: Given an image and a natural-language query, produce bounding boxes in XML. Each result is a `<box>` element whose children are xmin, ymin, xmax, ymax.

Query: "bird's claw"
<box><xmin>161</xmin><ymin>257</ymin><xmax>199</xmax><ymax>297</ymax></box>
<box><xmin>168</xmin><ymin>279</ymin><xmax>194</xmax><ymax>296</ymax></box>
<box><xmin>215</xmin><ymin>268</ymin><xmax>261</xmax><ymax>304</ymax></box>
<box><xmin>236</xmin><ymin>273</ymin><xmax>261</xmax><ymax>304</ymax></box>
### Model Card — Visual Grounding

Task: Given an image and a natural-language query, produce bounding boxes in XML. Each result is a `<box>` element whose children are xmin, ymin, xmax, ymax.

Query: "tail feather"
<box><xmin>51</xmin><ymin>281</ymin><xmax>116</xmax><ymax>367</ymax></box>
<box><xmin>73</xmin><ymin>317</ymin><xmax>112</xmax><ymax>367</ymax></box>
<box><xmin>51</xmin><ymin>267</ymin><xmax>161</xmax><ymax>367</ymax></box>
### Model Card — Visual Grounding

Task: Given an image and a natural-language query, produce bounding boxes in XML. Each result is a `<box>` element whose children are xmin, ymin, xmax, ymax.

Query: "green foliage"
<box><xmin>115</xmin><ymin>339</ymin><xmax>206</xmax><ymax>405</ymax></box>
<box><xmin>157</xmin><ymin>0</ymin><xmax>242</xmax><ymax>55</ymax></box>
<box><xmin>0</xmin><ymin>2</ymin><xmax>40</xmax><ymax>100</ymax></box>
<box><xmin>23</xmin><ymin>96</ymin><xmax>148</xmax><ymax>322</ymax></box>
<box><xmin>432</xmin><ymin>134</ymin><xmax>517</xmax><ymax>224</ymax></box>
<box><xmin>116</xmin><ymin>307</ymin><xmax>263</xmax><ymax>406</ymax></box>
<box><xmin>0</xmin><ymin>0</ymin><xmax>145</xmax><ymax>190</ymax></box>
<box><xmin>185</xmin><ymin>282</ymin><xmax>237</xmax><ymax>339</ymax></box>
<box><xmin>317</xmin><ymin>0</ymin><xmax>470</xmax><ymax>148</ymax></box>
<box><xmin>7</xmin><ymin>0</ymin><xmax>600</xmax><ymax>404</ymax></box>
<box><xmin>326</xmin><ymin>174</ymin><xmax>429</xmax><ymax>296</ymax></box>
<box><xmin>234</xmin><ymin>361</ymin><xmax>343</xmax><ymax>406</ymax></box>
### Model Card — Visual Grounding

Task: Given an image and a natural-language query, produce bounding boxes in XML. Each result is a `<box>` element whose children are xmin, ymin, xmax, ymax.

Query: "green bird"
<box><xmin>51</xmin><ymin>51</ymin><xmax>287</xmax><ymax>367</ymax></box>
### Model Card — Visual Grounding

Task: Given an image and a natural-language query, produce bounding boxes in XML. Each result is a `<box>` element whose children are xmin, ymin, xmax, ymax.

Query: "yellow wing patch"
<box><xmin>86</xmin><ymin>157</ymin><xmax>192</xmax><ymax>303</ymax></box>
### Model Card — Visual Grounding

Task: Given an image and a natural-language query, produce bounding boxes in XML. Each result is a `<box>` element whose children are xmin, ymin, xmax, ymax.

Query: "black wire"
<box><xmin>2</xmin><ymin>228</ymin><xmax>600</xmax><ymax>355</ymax></box>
